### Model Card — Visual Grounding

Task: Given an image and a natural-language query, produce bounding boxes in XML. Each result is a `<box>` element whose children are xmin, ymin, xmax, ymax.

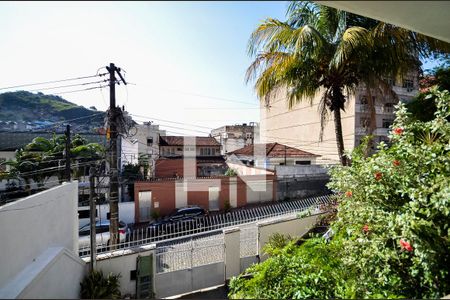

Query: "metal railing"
<box><xmin>156</xmin><ymin>233</ymin><xmax>225</xmax><ymax>273</ymax></box>
<box><xmin>78</xmin><ymin>194</ymin><xmax>331</xmax><ymax>258</ymax></box>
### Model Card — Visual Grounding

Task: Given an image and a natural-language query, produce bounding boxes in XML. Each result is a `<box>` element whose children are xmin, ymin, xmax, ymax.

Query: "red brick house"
<box><xmin>134</xmin><ymin>174</ymin><xmax>277</xmax><ymax>222</ymax></box>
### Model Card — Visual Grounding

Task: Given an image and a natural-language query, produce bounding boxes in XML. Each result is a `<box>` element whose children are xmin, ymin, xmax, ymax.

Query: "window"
<box><xmin>383</xmin><ymin>103</ymin><xmax>394</xmax><ymax>113</ymax></box>
<box><xmin>360</xmin><ymin>117</ymin><xmax>370</xmax><ymax>127</ymax></box>
<box><xmin>146</xmin><ymin>138</ymin><xmax>153</xmax><ymax>146</ymax></box>
<box><xmin>382</xmin><ymin>119</ymin><xmax>394</xmax><ymax>128</ymax></box>
<box><xmin>200</xmin><ymin>148</ymin><xmax>212</xmax><ymax>156</ymax></box>
<box><xmin>279</xmin><ymin>162</ymin><xmax>285</xmax><ymax>166</ymax></box>
<box><xmin>296</xmin><ymin>161</ymin><xmax>311</xmax><ymax>165</ymax></box>
<box><xmin>177</xmin><ymin>147</ymin><xmax>182</xmax><ymax>151</ymax></box>
<box><xmin>403</xmin><ymin>79</ymin><xmax>414</xmax><ymax>91</ymax></box>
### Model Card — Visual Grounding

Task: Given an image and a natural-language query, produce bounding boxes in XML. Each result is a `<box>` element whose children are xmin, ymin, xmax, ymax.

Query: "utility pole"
<box><xmin>106</xmin><ymin>63</ymin><xmax>127</xmax><ymax>249</ymax></box>
<box><xmin>64</xmin><ymin>124</ymin><xmax>71</xmax><ymax>182</ymax></box>
<box><xmin>89</xmin><ymin>166</ymin><xmax>96</xmax><ymax>271</ymax></box>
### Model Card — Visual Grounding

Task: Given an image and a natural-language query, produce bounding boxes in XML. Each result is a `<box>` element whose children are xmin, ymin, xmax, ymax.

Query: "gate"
<box><xmin>136</xmin><ymin>254</ymin><xmax>153</xmax><ymax>298</ymax></box>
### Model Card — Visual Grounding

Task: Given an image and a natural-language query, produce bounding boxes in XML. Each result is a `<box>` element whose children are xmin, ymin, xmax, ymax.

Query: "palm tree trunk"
<box><xmin>365</xmin><ymin>86</ymin><xmax>376</xmax><ymax>157</ymax></box>
<box><xmin>333</xmin><ymin>109</ymin><xmax>347</xmax><ymax>166</ymax></box>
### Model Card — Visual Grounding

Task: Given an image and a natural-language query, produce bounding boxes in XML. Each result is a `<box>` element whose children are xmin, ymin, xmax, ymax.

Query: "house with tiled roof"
<box><xmin>226</xmin><ymin>142</ymin><xmax>319</xmax><ymax>170</ymax></box>
<box><xmin>155</xmin><ymin>136</ymin><xmax>227</xmax><ymax>177</ymax></box>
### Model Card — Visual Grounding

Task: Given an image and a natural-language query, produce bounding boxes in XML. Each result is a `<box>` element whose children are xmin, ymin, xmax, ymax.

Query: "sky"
<box><xmin>0</xmin><ymin>1</ymin><xmax>442</xmax><ymax>137</ymax></box>
<box><xmin>0</xmin><ymin>1</ymin><xmax>289</xmax><ymax>136</ymax></box>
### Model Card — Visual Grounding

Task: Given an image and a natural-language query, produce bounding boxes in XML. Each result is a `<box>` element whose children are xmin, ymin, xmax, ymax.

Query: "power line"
<box><xmin>28</xmin><ymin>79</ymin><xmax>108</xmax><ymax>93</ymax></box>
<box><xmin>53</xmin><ymin>85</ymin><xmax>110</xmax><ymax>95</ymax></box>
<box><xmin>130</xmin><ymin>113</ymin><xmax>213</xmax><ymax>130</ymax></box>
<box><xmin>127</xmin><ymin>82</ymin><xmax>258</xmax><ymax>107</ymax></box>
<box><xmin>0</xmin><ymin>73</ymin><xmax>108</xmax><ymax>91</ymax></box>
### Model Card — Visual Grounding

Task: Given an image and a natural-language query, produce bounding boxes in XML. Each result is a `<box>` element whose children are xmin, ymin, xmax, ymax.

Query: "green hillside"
<box><xmin>0</xmin><ymin>91</ymin><xmax>105</xmax><ymax>125</ymax></box>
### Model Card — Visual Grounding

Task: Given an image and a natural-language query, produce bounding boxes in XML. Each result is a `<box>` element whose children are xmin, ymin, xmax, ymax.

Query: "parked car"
<box><xmin>78</xmin><ymin>220</ymin><xmax>129</xmax><ymax>250</ymax></box>
<box><xmin>148</xmin><ymin>206</ymin><xmax>207</xmax><ymax>235</ymax></box>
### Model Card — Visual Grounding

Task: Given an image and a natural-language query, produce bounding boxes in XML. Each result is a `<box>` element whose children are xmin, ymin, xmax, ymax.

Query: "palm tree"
<box><xmin>5</xmin><ymin>134</ymin><xmax>105</xmax><ymax>188</ymax></box>
<box><xmin>246</xmin><ymin>1</ymin><xmax>450</xmax><ymax>165</ymax></box>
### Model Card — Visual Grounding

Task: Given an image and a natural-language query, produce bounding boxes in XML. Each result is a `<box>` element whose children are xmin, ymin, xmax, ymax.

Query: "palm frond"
<box><xmin>331</xmin><ymin>27</ymin><xmax>369</xmax><ymax>70</ymax></box>
<box><xmin>248</xmin><ymin>18</ymin><xmax>295</xmax><ymax>56</ymax></box>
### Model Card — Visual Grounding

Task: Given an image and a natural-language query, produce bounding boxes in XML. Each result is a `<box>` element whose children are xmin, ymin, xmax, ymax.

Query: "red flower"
<box><xmin>400</xmin><ymin>239</ymin><xmax>413</xmax><ymax>252</ymax></box>
<box><xmin>362</xmin><ymin>224</ymin><xmax>369</xmax><ymax>233</ymax></box>
<box><xmin>393</xmin><ymin>160</ymin><xmax>400</xmax><ymax>167</ymax></box>
<box><xmin>345</xmin><ymin>191</ymin><xmax>353</xmax><ymax>197</ymax></box>
<box><xmin>393</xmin><ymin>127</ymin><xmax>404</xmax><ymax>135</ymax></box>
<box><xmin>374</xmin><ymin>172</ymin><xmax>382</xmax><ymax>181</ymax></box>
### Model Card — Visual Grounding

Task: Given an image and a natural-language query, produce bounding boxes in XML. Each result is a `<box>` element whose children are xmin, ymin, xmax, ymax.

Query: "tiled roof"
<box><xmin>229</xmin><ymin>142</ymin><xmax>319</xmax><ymax>158</ymax></box>
<box><xmin>159</xmin><ymin>136</ymin><xmax>220</xmax><ymax>146</ymax></box>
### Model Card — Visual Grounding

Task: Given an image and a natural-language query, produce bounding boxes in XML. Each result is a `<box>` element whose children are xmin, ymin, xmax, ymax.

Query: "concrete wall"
<box><xmin>155</xmin><ymin>263</ymin><xmax>224</xmax><ymax>298</ymax></box>
<box><xmin>277</xmin><ymin>177</ymin><xmax>331</xmax><ymax>200</ymax></box>
<box><xmin>224</xmin><ymin>228</ymin><xmax>240</xmax><ymax>279</ymax></box>
<box><xmin>0</xmin><ymin>247</ymin><xmax>86</xmax><ymax>299</ymax></box>
<box><xmin>96</xmin><ymin>250</ymin><xmax>152</xmax><ymax>297</ymax></box>
<box><xmin>275</xmin><ymin>165</ymin><xmax>329</xmax><ymax>177</ymax></box>
<box><xmin>0</xmin><ymin>182</ymin><xmax>78</xmax><ymax>286</ymax></box>
<box><xmin>0</xmin><ymin>182</ymin><xmax>84</xmax><ymax>299</ymax></box>
<box><xmin>258</xmin><ymin>213</ymin><xmax>322</xmax><ymax>261</ymax></box>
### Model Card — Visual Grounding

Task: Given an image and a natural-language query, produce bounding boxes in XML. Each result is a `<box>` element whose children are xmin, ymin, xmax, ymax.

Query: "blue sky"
<box><xmin>0</xmin><ymin>1</ymin><xmax>441</xmax><ymax>136</ymax></box>
<box><xmin>0</xmin><ymin>1</ymin><xmax>288</xmax><ymax>135</ymax></box>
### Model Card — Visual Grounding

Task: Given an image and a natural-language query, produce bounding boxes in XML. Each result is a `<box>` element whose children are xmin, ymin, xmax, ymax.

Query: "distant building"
<box><xmin>156</xmin><ymin>136</ymin><xmax>226</xmax><ymax>177</ymax></box>
<box><xmin>133</xmin><ymin>122</ymin><xmax>166</xmax><ymax>177</ymax></box>
<box><xmin>211</xmin><ymin>122</ymin><xmax>259</xmax><ymax>155</ymax></box>
<box><xmin>259</xmin><ymin>74</ymin><xmax>419</xmax><ymax>164</ymax></box>
<box><xmin>227</xmin><ymin>142</ymin><xmax>319</xmax><ymax>170</ymax></box>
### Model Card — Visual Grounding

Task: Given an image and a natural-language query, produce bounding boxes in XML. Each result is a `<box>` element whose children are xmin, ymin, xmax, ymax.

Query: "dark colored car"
<box><xmin>148</xmin><ymin>206</ymin><xmax>206</xmax><ymax>236</ymax></box>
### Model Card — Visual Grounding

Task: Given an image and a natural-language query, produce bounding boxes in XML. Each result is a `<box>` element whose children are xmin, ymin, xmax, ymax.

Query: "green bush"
<box><xmin>225</xmin><ymin>168</ymin><xmax>238</xmax><ymax>176</ymax></box>
<box><xmin>80</xmin><ymin>270</ymin><xmax>121</xmax><ymax>299</ymax></box>
<box><xmin>228</xmin><ymin>88</ymin><xmax>450</xmax><ymax>299</ymax></box>
<box><xmin>262</xmin><ymin>232</ymin><xmax>294</xmax><ymax>257</ymax></box>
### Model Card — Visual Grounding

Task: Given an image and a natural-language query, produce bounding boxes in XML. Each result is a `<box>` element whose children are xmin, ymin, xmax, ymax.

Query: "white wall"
<box><xmin>0</xmin><ymin>182</ymin><xmax>82</xmax><ymax>298</ymax></box>
<box><xmin>246</xmin><ymin>180</ymin><xmax>273</xmax><ymax>204</ymax></box>
<box><xmin>275</xmin><ymin>165</ymin><xmax>329</xmax><ymax>177</ymax></box>
<box><xmin>226</xmin><ymin>161</ymin><xmax>274</xmax><ymax>176</ymax></box>
<box><xmin>78</xmin><ymin>201</ymin><xmax>136</xmax><ymax>228</ymax></box>
<box><xmin>0</xmin><ymin>247</ymin><xmax>86</xmax><ymax>299</ymax></box>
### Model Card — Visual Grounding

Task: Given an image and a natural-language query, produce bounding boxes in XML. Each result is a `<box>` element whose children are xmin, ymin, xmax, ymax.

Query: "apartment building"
<box><xmin>211</xmin><ymin>122</ymin><xmax>259</xmax><ymax>155</ymax></box>
<box><xmin>259</xmin><ymin>75</ymin><xmax>419</xmax><ymax>164</ymax></box>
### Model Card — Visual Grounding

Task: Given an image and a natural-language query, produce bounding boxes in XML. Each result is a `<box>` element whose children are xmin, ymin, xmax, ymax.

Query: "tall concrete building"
<box><xmin>134</xmin><ymin>122</ymin><xmax>166</xmax><ymax>177</ymax></box>
<box><xmin>259</xmin><ymin>75</ymin><xmax>419</xmax><ymax>164</ymax></box>
<box><xmin>211</xmin><ymin>122</ymin><xmax>259</xmax><ymax>155</ymax></box>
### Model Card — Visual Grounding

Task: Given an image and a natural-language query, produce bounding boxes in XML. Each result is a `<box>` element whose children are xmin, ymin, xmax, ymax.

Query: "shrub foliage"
<box><xmin>228</xmin><ymin>88</ymin><xmax>450</xmax><ymax>299</ymax></box>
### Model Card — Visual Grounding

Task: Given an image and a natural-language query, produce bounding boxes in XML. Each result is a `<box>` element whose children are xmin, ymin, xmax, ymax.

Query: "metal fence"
<box><xmin>156</xmin><ymin>233</ymin><xmax>225</xmax><ymax>273</ymax></box>
<box><xmin>78</xmin><ymin>194</ymin><xmax>331</xmax><ymax>258</ymax></box>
